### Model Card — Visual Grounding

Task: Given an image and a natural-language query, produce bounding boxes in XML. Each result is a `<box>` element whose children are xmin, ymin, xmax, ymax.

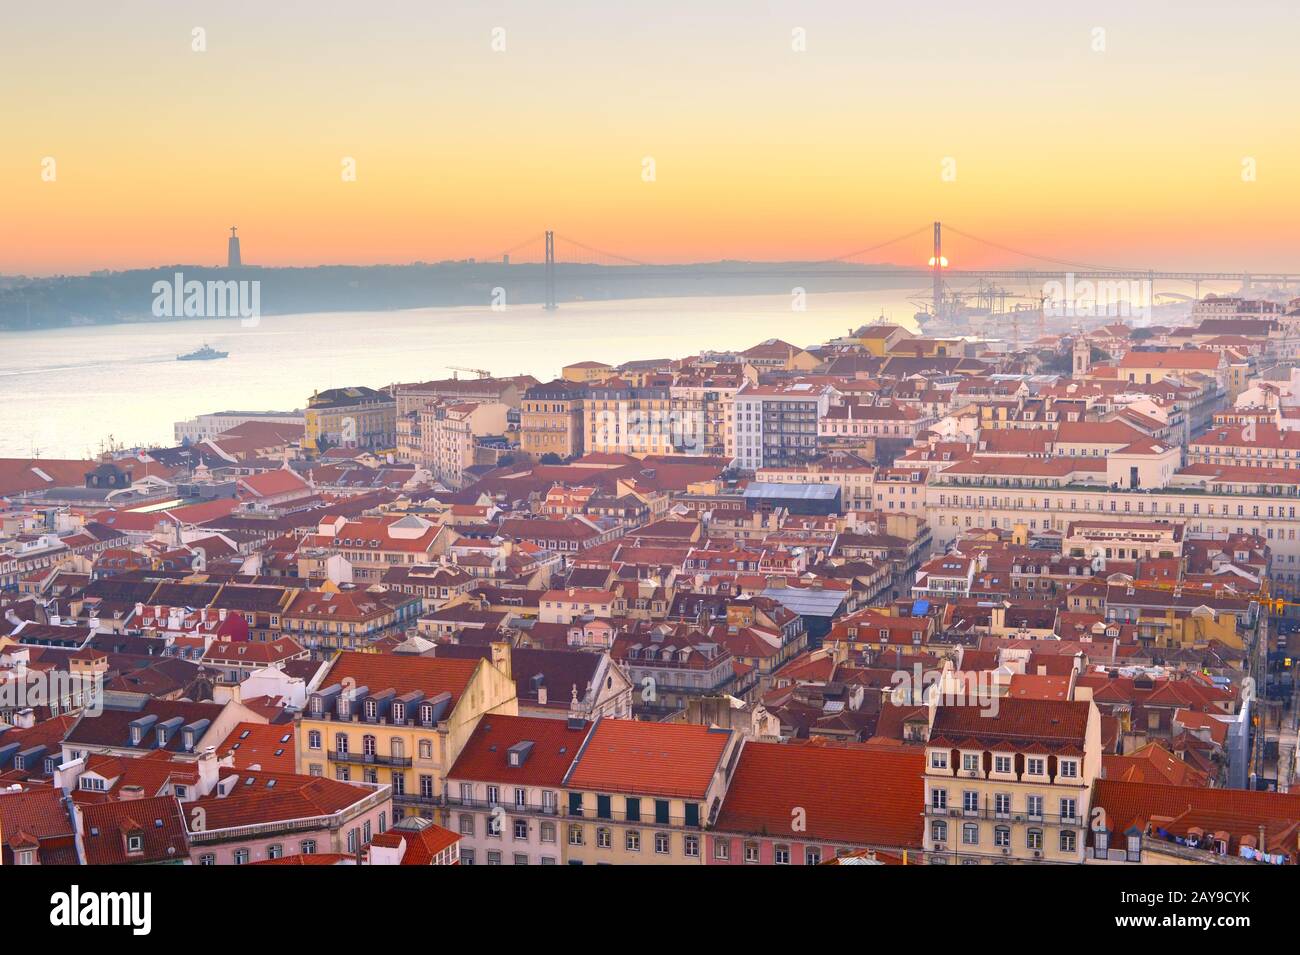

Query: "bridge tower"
<box><xmin>543</xmin><ymin>231</ymin><xmax>557</xmax><ymax>311</ymax></box>
<box><xmin>931</xmin><ymin>221</ymin><xmax>943</xmax><ymax>319</ymax></box>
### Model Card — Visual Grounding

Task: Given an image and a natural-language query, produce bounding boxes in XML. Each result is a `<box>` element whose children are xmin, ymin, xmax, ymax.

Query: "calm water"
<box><xmin>0</xmin><ymin>291</ymin><xmax>922</xmax><ymax>459</ymax></box>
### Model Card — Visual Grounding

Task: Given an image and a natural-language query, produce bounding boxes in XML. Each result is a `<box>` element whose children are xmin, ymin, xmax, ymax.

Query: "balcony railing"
<box><xmin>924</xmin><ymin>805</ymin><xmax>1081</xmax><ymax>826</ymax></box>
<box><xmin>445</xmin><ymin>795</ymin><xmax>561</xmax><ymax>816</ymax></box>
<box><xmin>329</xmin><ymin>749</ymin><xmax>413</xmax><ymax>767</ymax></box>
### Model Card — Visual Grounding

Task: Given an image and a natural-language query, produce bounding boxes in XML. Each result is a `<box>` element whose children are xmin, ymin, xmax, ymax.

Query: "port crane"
<box><xmin>447</xmin><ymin>365</ymin><xmax>492</xmax><ymax>379</ymax></box>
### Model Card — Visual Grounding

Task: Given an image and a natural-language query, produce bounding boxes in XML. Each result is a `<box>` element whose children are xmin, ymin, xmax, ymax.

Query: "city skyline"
<box><xmin>4</xmin><ymin>0</ymin><xmax>1300</xmax><ymax>275</ymax></box>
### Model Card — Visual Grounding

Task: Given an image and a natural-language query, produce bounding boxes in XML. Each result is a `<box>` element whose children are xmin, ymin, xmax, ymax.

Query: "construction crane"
<box><xmin>447</xmin><ymin>365</ymin><xmax>492</xmax><ymax>380</ymax></box>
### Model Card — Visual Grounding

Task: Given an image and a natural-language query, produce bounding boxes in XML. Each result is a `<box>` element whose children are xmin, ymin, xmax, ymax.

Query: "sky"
<box><xmin>3</xmin><ymin>0</ymin><xmax>1299</xmax><ymax>275</ymax></box>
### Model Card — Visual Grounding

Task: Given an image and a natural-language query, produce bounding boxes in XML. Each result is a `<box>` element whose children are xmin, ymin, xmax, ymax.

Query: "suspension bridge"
<box><xmin>475</xmin><ymin>222</ymin><xmax>1300</xmax><ymax>316</ymax></box>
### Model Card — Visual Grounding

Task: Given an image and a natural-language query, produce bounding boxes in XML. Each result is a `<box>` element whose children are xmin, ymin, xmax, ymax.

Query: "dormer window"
<box><xmin>420</xmin><ymin>704</ymin><xmax>434</xmax><ymax>725</ymax></box>
<box><xmin>392</xmin><ymin>703</ymin><xmax>405</xmax><ymax>723</ymax></box>
<box><xmin>929</xmin><ymin>751</ymin><xmax>948</xmax><ymax>770</ymax></box>
<box><xmin>1059</xmin><ymin>759</ymin><xmax>1079</xmax><ymax>779</ymax></box>
<box><xmin>127</xmin><ymin>835</ymin><xmax>144</xmax><ymax>853</ymax></box>
<box><xmin>993</xmin><ymin>755</ymin><xmax>1012</xmax><ymax>774</ymax></box>
<box><xmin>1026</xmin><ymin>757</ymin><xmax>1045</xmax><ymax>776</ymax></box>
<box><xmin>365</xmin><ymin>699</ymin><xmax>378</xmax><ymax>720</ymax></box>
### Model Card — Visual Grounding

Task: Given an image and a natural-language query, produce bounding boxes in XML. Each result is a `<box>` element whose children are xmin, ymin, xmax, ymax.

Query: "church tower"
<box><xmin>1072</xmin><ymin>338</ymin><xmax>1091</xmax><ymax>376</ymax></box>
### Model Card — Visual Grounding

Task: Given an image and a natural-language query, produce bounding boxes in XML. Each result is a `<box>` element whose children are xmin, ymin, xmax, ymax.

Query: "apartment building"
<box><xmin>296</xmin><ymin>646</ymin><xmax>518</xmax><ymax>819</ymax></box>
<box><xmin>298</xmin><ymin>514</ymin><xmax>451</xmax><ymax>585</ymax></box>
<box><xmin>419</xmin><ymin>400</ymin><xmax>510</xmax><ymax>488</ymax></box>
<box><xmin>304</xmin><ymin>386</ymin><xmax>396</xmax><ymax>452</ymax></box>
<box><xmin>730</xmin><ymin>382</ymin><xmax>835</xmax><ymax>471</ymax></box>
<box><xmin>561</xmin><ymin>719</ymin><xmax>741</xmax><ymax>865</ymax></box>
<box><xmin>520</xmin><ymin>379</ymin><xmax>586</xmax><ymax>461</ymax></box>
<box><xmin>923</xmin><ymin>697</ymin><xmax>1102</xmax><ymax>864</ymax></box>
<box><xmin>709</xmin><ymin>741</ymin><xmax>923</xmax><ymax>864</ymax></box>
<box><xmin>444</xmin><ymin>714</ymin><xmax>589</xmax><ymax>865</ymax></box>
<box><xmin>584</xmin><ymin>379</ymin><xmax>677</xmax><ymax>456</ymax></box>
<box><xmin>757</xmin><ymin>451</ymin><xmax>875</xmax><ymax>511</ymax></box>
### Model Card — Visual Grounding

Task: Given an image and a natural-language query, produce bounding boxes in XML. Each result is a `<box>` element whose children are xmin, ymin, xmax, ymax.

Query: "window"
<box><xmin>961</xmin><ymin>753</ymin><xmax>979</xmax><ymax>773</ymax></box>
<box><xmin>744</xmin><ymin>842</ymin><xmax>759</xmax><ymax>864</ymax></box>
<box><xmin>654</xmin><ymin>799</ymin><xmax>670</xmax><ymax>825</ymax></box>
<box><xmin>1060</xmin><ymin>798</ymin><xmax>1077</xmax><ymax>823</ymax></box>
<box><xmin>268</xmin><ymin>844</ymin><xmax>283</xmax><ymax>860</ymax></box>
<box><xmin>713</xmin><ymin>839</ymin><xmax>729</xmax><ymax>860</ymax></box>
<box><xmin>487</xmin><ymin>851</ymin><xmax>502</xmax><ymax>865</ymax></box>
<box><xmin>198</xmin><ymin>854</ymin><xmax>215</xmax><ymax>866</ymax></box>
<box><xmin>684</xmin><ymin>835</ymin><xmax>700</xmax><ymax>858</ymax></box>
<box><xmin>513</xmin><ymin>819</ymin><xmax>528</xmax><ymax>841</ymax></box>
<box><xmin>568</xmin><ymin>792</ymin><xmax>584</xmax><ymax>817</ymax></box>
<box><xmin>804</xmin><ymin>846</ymin><xmax>821</xmax><ymax>866</ymax></box>
<box><xmin>418</xmin><ymin>739</ymin><xmax>433</xmax><ymax>760</ymax></box>
<box><xmin>308</xmin><ymin>730</ymin><xmax>322</xmax><ymax>750</ymax></box>
<box><xmin>625</xmin><ymin>797</ymin><xmax>641</xmax><ymax>822</ymax></box>
<box><xmin>962</xmin><ymin>823</ymin><xmax>979</xmax><ymax>845</ymax></box>
<box><xmin>1026</xmin><ymin>757</ymin><xmax>1045</xmax><ymax>776</ymax></box>
<box><xmin>929</xmin><ymin>788</ymin><xmax>947</xmax><ymax>810</ymax></box>
<box><xmin>773</xmin><ymin>843</ymin><xmax>790</xmax><ymax>865</ymax></box>
<box><xmin>127</xmin><ymin>835</ymin><xmax>143</xmax><ymax>852</ymax></box>
<box><xmin>654</xmin><ymin>832</ymin><xmax>670</xmax><ymax>854</ymax></box>
<box><xmin>993</xmin><ymin>755</ymin><xmax>1011</xmax><ymax>774</ymax></box>
<box><xmin>568</xmin><ymin>825</ymin><xmax>584</xmax><ymax>846</ymax></box>
<box><xmin>596</xmin><ymin>794</ymin><xmax>612</xmax><ymax>819</ymax></box>
<box><xmin>994</xmin><ymin>827</ymin><xmax>1010</xmax><ymax>848</ymax></box>
<box><xmin>233</xmin><ymin>848</ymin><xmax>250</xmax><ymax>865</ymax></box>
<box><xmin>930</xmin><ymin>750</ymin><xmax>948</xmax><ymax>770</ymax></box>
<box><xmin>1027</xmin><ymin>795</ymin><xmax>1044</xmax><ymax>819</ymax></box>
<box><xmin>930</xmin><ymin>820</ymin><xmax>947</xmax><ymax>843</ymax></box>
<box><xmin>963</xmin><ymin>790</ymin><xmax>979</xmax><ymax>813</ymax></box>
<box><xmin>1027</xmin><ymin>829</ymin><xmax>1043</xmax><ymax>851</ymax></box>
<box><xmin>301</xmin><ymin>840</ymin><xmax>317</xmax><ymax>855</ymax></box>
<box><xmin>626</xmin><ymin>830</ymin><xmax>641</xmax><ymax>852</ymax></box>
<box><xmin>1059</xmin><ymin>759</ymin><xmax>1079</xmax><ymax>779</ymax></box>
<box><xmin>994</xmin><ymin>793</ymin><xmax>1010</xmax><ymax>817</ymax></box>
<box><xmin>596</xmin><ymin>827</ymin><xmax>612</xmax><ymax>849</ymax></box>
<box><xmin>1060</xmin><ymin>830</ymin><xmax>1077</xmax><ymax>853</ymax></box>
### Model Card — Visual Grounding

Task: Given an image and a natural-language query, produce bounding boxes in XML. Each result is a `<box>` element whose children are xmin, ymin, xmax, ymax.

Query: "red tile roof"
<box><xmin>564</xmin><ymin>719</ymin><xmax>732</xmax><ymax>800</ymax></box>
<box><xmin>79</xmin><ymin>795</ymin><xmax>189</xmax><ymax>865</ymax></box>
<box><xmin>714</xmin><ymin>741</ymin><xmax>924</xmax><ymax>848</ymax></box>
<box><xmin>217</xmin><ymin>722</ymin><xmax>298</xmax><ymax>773</ymax></box>
<box><xmin>193</xmin><ymin>770</ymin><xmax>377</xmax><ymax>830</ymax></box>
<box><xmin>320</xmin><ymin>651</ymin><xmax>481</xmax><ymax>703</ymax></box>
<box><xmin>929</xmin><ymin>699</ymin><xmax>1090</xmax><ymax>755</ymax></box>
<box><xmin>448</xmin><ymin>714</ymin><xmax>588</xmax><ymax>786</ymax></box>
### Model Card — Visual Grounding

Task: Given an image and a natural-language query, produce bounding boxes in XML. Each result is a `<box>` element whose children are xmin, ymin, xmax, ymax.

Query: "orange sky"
<box><xmin>3</xmin><ymin>1</ymin><xmax>1299</xmax><ymax>275</ymax></box>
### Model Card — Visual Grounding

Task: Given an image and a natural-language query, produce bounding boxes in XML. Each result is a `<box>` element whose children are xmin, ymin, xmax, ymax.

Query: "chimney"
<box><xmin>489</xmin><ymin>641</ymin><xmax>512</xmax><ymax>681</ymax></box>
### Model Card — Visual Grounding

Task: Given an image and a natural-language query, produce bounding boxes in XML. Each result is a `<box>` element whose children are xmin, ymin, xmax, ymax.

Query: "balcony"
<box><xmin>329</xmin><ymin>749</ymin><xmax>413</xmax><ymax>768</ymax></box>
<box><xmin>446</xmin><ymin>795</ymin><xmax>561</xmax><ymax>816</ymax></box>
<box><xmin>925</xmin><ymin>805</ymin><xmax>1079</xmax><ymax>826</ymax></box>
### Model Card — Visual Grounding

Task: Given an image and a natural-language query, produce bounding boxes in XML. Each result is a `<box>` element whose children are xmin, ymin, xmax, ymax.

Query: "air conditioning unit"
<box><xmin>966</xmin><ymin>770</ymin><xmax>980</xmax><ymax>777</ymax></box>
<box><xmin>949</xmin><ymin>808</ymin><xmax>961</xmax><ymax>817</ymax></box>
<box><xmin>1001</xmin><ymin>847</ymin><xmax>1011</xmax><ymax>855</ymax></box>
<box><xmin>1014</xmin><ymin>815</ymin><xmax>1025</xmax><ymax>822</ymax></box>
<box><xmin>1033</xmin><ymin>850</ymin><xmax>1043</xmax><ymax>859</ymax></box>
<box><xmin>934</xmin><ymin>843</ymin><xmax>947</xmax><ymax>852</ymax></box>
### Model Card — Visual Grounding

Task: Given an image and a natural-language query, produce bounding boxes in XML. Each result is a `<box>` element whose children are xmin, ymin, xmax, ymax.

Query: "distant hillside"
<box><xmin>0</xmin><ymin>262</ymin><xmax>912</xmax><ymax>330</ymax></box>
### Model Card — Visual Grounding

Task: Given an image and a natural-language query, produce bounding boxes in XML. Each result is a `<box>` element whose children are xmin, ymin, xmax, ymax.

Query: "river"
<box><xmin>0</xmin><ymin>290</ymin><xmax>924</xmax><ymax>458</ymax></box>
